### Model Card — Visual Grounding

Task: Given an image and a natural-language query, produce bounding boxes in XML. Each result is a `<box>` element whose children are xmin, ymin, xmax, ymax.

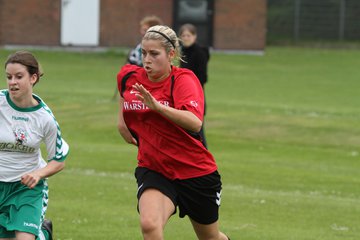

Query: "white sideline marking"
<box><xmin>223</xmin><ymin>184</ymin><xmax>359</xmax><ymax>203</ymax></box>
<box><xmin>64</xmin><ymin>168</ymin><xmax>133</xmax><ymax>180</ymax></box>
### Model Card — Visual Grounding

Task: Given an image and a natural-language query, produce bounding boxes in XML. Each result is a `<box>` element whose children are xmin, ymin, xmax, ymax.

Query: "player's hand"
<box><xmin>118</xmin><ymin>123</ymin><xmax>138</xmax><ymax>146</ymax></box>
<box><xmin>21</xmin><ymin>173</ymin><xmax>41</xmax><ymax>189</ymax></box>
<box><xmin>120</xmin><ymin>128</ymin><xmax>138</xmax><ymax>145</ymax></box>
<box><xmin>132</xmin><ymin>83</ymin><xmax>162</xmax><ymax>112</ymax></box>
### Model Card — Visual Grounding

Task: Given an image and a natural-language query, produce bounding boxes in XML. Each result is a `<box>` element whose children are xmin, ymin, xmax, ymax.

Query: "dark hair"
<box><xmin>5</xmin><ymin>51</ymin><xmax>43</xmax><ymax>86</ymax></box>
<box><xmin>178</xmin><ymin>23</ymin><xmax>197</xmax><ymax>36</ymax></box>
<box><xmin>140</xmin><ymin>15</ymin><xmax>163</xmax><ymax>27</ymax></box>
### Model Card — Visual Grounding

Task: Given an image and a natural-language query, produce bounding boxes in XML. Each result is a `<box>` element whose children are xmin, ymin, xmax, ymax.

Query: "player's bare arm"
<box><xmin>118</xmin><ymin>97</ymin><xmax>138</xmax><ymax>145</ymax></box>
<box><xmin>21</xmin><ymin>161</ymin><xmax>65</xmax><ymax>189</ymax></box>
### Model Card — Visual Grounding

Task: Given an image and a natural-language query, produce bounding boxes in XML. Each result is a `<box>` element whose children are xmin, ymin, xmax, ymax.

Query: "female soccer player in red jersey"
<box><xmin>117</xmin><ymin>25</ymin><xmax>230</xmax><ymax>240</ymax></box>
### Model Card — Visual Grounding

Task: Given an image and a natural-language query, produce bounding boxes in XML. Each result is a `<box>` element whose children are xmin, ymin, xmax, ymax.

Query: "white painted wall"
<box><xmin>61</xmin><ymin>0</ymin><xmax>100</xmax><ymax>46</ymax></box>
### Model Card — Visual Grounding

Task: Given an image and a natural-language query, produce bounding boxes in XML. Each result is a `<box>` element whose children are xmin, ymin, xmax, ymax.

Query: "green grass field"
<box><xmin>1</xmin><ymin>47</ymin><xmax>360</xmax><ymax>240</ymax></box>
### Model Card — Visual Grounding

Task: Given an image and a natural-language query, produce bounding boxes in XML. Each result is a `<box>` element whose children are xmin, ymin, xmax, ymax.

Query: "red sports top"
<box><xmin>117</xmin><ymin>64</ymin><xmax>217</xmax><ymax>180</ymax></box>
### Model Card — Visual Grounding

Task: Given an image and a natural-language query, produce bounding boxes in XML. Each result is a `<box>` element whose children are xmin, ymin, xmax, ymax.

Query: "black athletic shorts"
<box><xmin>135</xmin><ymin>167</ymin><xmax>222</xmax><ymax>225</ymax></box>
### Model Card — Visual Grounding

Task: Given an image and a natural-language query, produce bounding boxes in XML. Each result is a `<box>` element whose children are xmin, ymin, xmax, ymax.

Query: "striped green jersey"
<box><xmin>0</xmin><ymin>89</ymin><xmax>69</xmax><ymax>182</ymax></box>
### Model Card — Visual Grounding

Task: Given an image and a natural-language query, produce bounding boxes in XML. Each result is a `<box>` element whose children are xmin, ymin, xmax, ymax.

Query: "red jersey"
<box><xmin>117</xmin><ymin>64</ymin><xmax>217</xmax><ymax>180</ymax></box>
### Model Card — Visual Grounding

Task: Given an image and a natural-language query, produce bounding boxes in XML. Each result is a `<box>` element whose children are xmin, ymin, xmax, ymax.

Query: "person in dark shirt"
<box><xmin>179</xmin><ymin>23</ymin><xmax>210</xmax><ymax>148</ymax></box>
<box><xmin>179</xmin><ymin>23</ymin><xmax>209</xmax><ymax>88</ymax></box>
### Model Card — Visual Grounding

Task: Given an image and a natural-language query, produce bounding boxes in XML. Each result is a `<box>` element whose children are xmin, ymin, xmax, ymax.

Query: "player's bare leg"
<box><xmin>138</xmin><ymin>189</ymin><xmax>175</xmax><ymax>240</ymax></box>
<box><xmin>190</xmin><ymin>219</ymin><xmax>229</xmax><ymax>240</ymax></box>
<box><xmin>15</xmin><ymin>231</ymin><xmax>35</xmax><ymax>240</ymax></box>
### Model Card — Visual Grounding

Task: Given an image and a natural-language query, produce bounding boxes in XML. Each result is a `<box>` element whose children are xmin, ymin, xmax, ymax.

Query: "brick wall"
<box><xmin>100</xmin><ymin>0</ymin><xmax>173</xmax><ymax>47</ymax></box>
<box><xmin>0</xmin><ymin>0</ymin><xmax>266</xmax><ymax>50</ymax></box>
<box><xmin>0</xmin><ymin>1</ymin><xmax>2</xmax><ymax>44</ymax></box>
<box><xmin>0</xmin><ymin>0</ymin><xmax>61</xmax><ymax>46</ymax></box>
<box><xmin>214</xmin><ymin>0</ymin><xmax>267</xmax><ymax>50</ymax></box>
<box><xmin>100</xmin><ymin>0</ymin><xmax>266</xmax><ymax>50</ymax></box>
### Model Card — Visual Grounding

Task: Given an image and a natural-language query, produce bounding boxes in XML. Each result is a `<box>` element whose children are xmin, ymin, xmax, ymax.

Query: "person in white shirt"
<box><xmin>127</xmin><ymin>15</ymin><xmax>163</xmax><ymax>67</ymax></box>
<box><xmin>0</xmin><ymin>51</ymin><xmax>69</xmax><ymax>240</ymax></box>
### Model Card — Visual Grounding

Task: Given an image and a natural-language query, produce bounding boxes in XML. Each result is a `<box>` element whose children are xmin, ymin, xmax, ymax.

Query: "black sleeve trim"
<box><xmin>120</xmin><ymin>71</ymin><xmax>136</xmax><ymax>98</ymax></box>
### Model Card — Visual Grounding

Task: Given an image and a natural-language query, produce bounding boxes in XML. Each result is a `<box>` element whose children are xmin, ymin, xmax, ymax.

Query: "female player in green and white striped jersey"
<box><xmin>0</xmin><ymin>51</ymin><xmax>69</xmax><ymax>240</ymax></box>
